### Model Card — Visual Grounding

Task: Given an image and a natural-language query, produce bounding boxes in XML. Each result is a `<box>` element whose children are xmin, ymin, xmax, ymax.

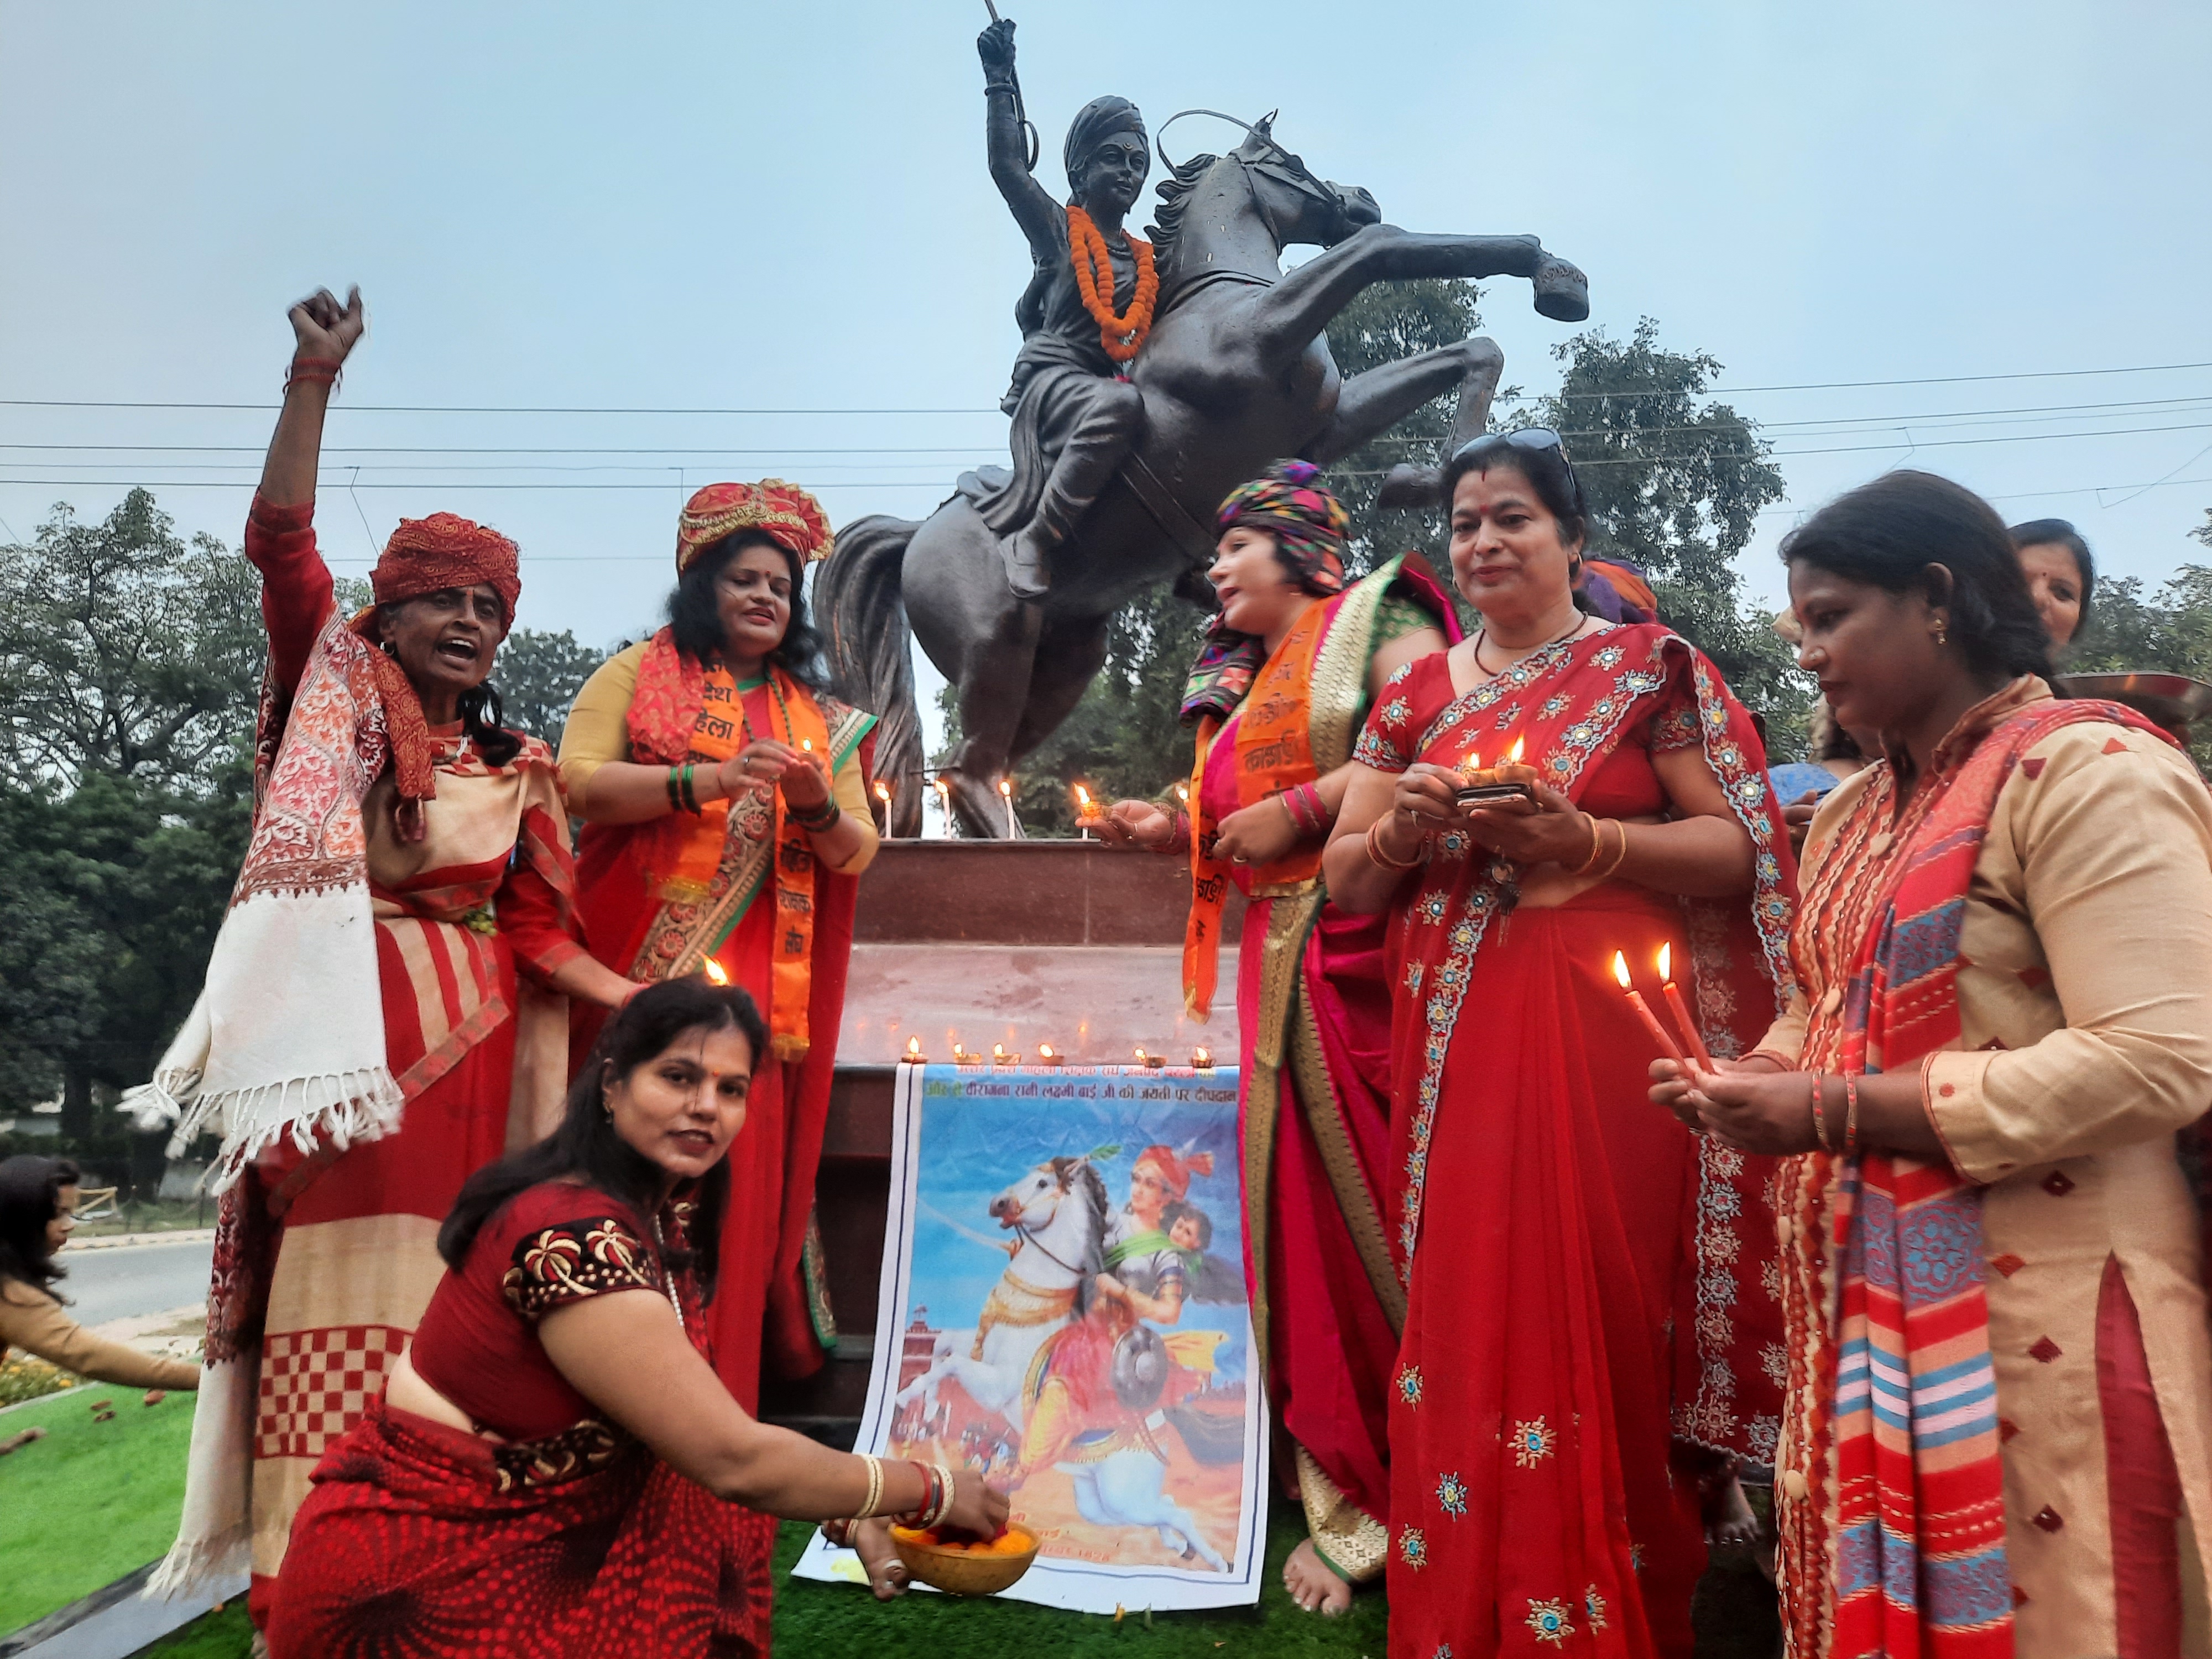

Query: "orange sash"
<box><xmin>641</xmin><ymin>660</ymin><xmax>830</xmax><ymax>1061</ymax></box>
<box><xmin>1182</xmin><ymin>599</ymin><xmax>1329</xmax><ymax>1019</ymax></box>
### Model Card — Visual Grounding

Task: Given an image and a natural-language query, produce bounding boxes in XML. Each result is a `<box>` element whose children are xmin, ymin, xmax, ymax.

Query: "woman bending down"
<box><xmin>268</xmin><ymin>978</ymin><xmax>1005</xmax><ymax>1658</ymax></box>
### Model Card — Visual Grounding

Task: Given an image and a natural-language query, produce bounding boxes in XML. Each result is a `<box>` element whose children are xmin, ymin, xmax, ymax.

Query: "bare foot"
<box><xmin>1282</xmin><ymin>1538</ymin><xmax>1353</xmax><ymax>1616</ymax></box>
<box><xmin>851</xmin><ymin>1517</ymin><xmax>910</xmax><ymax>1600</ymax></box>
<box><xmin>1704</xmin><ymin>1473</ymin><xmax>1762</xmax><ymax>1553</ymax></box>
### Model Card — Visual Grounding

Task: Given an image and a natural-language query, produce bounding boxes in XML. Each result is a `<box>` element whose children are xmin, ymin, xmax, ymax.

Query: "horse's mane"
<box><xmin>1145</xmin><ymin>150</ymin><xmax>1219</xmax><ymax>270</ymax></box>
<box><xmin>1068</xmin><ymin>1160</ymin><xmax>1112</xmax><ymax>1317</ymax></box>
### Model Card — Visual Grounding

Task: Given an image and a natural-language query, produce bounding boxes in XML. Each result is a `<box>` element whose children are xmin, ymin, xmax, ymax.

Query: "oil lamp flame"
<box><xmin>905</xmin><ymin>1035</ymin><xmax>922</xmax><ymax>1058</ymax></box>
<box><xmin>701</xmin><ymin>958</ymin><xmax>730</xmax><ymax>987</ymax></box>
<box><xmin>1132</xmin><ymin>1046</ymin><xmax>1148</xmax><ymax>1063</ymax></box>
<box><xmin>1193</xmin><ymin>1046</ymin><xmax>1212</xmax><ymax>1067</ymax></box>
<box><xmin>1610</xmin><ymin>950</ymin><xmax>1631</xmax><ymax>990</ymax></box>
<box><xmin>1037</xmin><ymin>1042</ymin><xmax>1055</xmax><ymax>1060</ymax></box>
<box><xmin>1507</xmin><ymin>736</ymin><xmax>1525</xmax><ymax>763</ymax></box>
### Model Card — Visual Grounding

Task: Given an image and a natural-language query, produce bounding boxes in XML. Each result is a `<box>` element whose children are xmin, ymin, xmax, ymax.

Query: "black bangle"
<box><xmin>665</xmin><ymin>766</ymin><xmax>685</xmax><ymax>815</ymax></box>
<box><xmin>680</xmin><ymin>764</ymin><xmax>702</xmax><ymax>815</ymax></box>
<box><xmin>793</xmin><ymin>796</ymin><xmax>842</xmax><ymax>833</ymax></box>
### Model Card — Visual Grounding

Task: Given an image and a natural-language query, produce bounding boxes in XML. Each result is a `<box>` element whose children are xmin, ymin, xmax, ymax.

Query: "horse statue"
<box><xmin>894</xmin><ymin>1153</ymin><xmax>1229</xmax><ymax>1571</ymax></box>
<box><xmin>820</xmin><ymin>110</ymin><xmax>1588</xmax><ymax>837</ymax></box>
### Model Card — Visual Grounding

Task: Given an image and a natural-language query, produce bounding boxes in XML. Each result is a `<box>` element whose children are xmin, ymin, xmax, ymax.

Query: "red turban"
<box><xmin>1134</xmin><ymin>1144</ymin><xmax>1215</xmax><ymax>1201</ymax></box>
<box><xmin>368</xmin><ymin>513</ymin><xmax>521</xmax><ymax>628</ymax></box>
<box><xmin>676</xmin><ymin>480</ymin><xmax>834</xmax><ymax>572</ymax></box>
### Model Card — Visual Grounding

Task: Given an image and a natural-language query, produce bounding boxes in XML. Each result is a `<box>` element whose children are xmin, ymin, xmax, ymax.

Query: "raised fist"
<box><xmin>977</xmin><ymin>17</ymin><xmax>1016</xmax><ymax>72</ymax></box>
<box><xmin>288</xmin><ymin>286</ymin><xmax>366</xmax><ymax>366</ymax></box>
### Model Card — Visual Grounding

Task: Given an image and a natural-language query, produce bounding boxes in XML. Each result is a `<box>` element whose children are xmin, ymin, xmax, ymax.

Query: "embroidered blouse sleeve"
<box><xmin>244</xmin><ymin>493</ymin><xmax>337</xmax><ymax>700</ymax></box>
<box><xmin>556</xmin><ymin>643</ymin><xmax>648</xmax><ymax>812</ymax></box>
<box><xmin>1353</xmin><ymin>661</ymin><xmax>1423</xmax><ymax>774</ymax></box>
<box><xmin>501</xmin><ymin>1213</ymin><xmax>665</xmax><ymax>1319</ymax></box>
<box><xmin>1642</xmin><ymin>677</ymin><xmax>1703</xmax><ymax>753</ymax></box>
<box><xmin>1925</xmin><ymin>724</ymin><xmax>2212</xmax><ymax>1177</ymax></box>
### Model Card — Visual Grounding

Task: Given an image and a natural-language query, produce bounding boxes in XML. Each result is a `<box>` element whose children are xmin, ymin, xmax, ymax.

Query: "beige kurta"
<box><xmin>1760</xmin><ymin>680</ymin><xmax>2212</xmax><ymax>1657</ymax></box>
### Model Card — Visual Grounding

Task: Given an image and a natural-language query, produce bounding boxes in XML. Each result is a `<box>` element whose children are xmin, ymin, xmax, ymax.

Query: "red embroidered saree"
<box><xmin>1354</xmin><ymin>625</ymin><xmax>1796</xmax><ymax>1657</ymax></box>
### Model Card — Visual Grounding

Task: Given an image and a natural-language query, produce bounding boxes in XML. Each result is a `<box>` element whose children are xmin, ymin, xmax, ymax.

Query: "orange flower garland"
<box><xmin>1067</xmin><ymin>204</ymin><xmax>1159</xmax><ymax>363</ymax></box>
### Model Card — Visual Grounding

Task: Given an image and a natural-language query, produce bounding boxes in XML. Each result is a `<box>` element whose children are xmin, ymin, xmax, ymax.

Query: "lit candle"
<box><xmin>933</xmin><ymin>776</ymin><xmax>951</xmax><ymax>839</ymax></box>
<box><xmin>1073</xmin><ymin>782</ymin><xmax>1100</xmax><ymax>841</ymax></box>
<box><xmin>1175</xmin><ymin>784</ymin><xmax>1189</xmax><ymax>805</ymax></box>
<box><xmin>999</xmin><ymin>778</ymin><xmax>1017</xmax><ymax>838</ymax></box>
<box><xmin>1611</xmin><ymin>951</ymin><xmax>1687</xmax><ymax>1070</ymax></box>
<box><xmin>1657</xmin><ymin>943</ymin><xmax>1717</xmax><ymax>1074</ymax></box>
<box><xmin>901</xmin><ymin>1035</ymin><xmax>925</xmax><ymax>1065</ymax></box>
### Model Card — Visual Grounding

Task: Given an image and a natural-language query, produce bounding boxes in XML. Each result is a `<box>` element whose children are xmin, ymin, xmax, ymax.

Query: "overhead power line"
<box><xmin>4</xmin><ymin>357</ymin><xmax>2210</xmax><ymax>417</ymax></box>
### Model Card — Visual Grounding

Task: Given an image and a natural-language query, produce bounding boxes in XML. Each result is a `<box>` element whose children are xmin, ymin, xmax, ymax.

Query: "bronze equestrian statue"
<box><xmin>820</xmin><ymin>17</ymin><xmax>1589</xmax><ymax>838</ymax></box>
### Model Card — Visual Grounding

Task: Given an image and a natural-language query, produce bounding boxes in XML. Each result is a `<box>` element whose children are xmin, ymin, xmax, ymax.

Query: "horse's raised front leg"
<box><xmin>1246</xmin><ymin>225</ymin><xmax>1587</xmax><ymax>378</ymax></box>
<box><xmin>1304</xmin><ymin>336</ymin><xmax>1503</xmax><ymax>476</ymax></box>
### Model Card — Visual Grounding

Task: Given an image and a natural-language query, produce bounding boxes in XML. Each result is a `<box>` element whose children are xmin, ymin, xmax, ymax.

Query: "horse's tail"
<box><xmin>820</xmin><ymin>514</ymin><xmax>922</xmax><ymax>834</ymax></box>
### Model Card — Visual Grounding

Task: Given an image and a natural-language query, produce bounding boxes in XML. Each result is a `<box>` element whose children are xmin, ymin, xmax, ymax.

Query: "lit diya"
<box><xmin>1454</xmin><ymin>737</ymin><xmax>1541</xmax><ymax>807</ymax></box>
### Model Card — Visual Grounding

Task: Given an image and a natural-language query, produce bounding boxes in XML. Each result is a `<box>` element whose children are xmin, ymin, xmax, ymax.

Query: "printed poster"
<box><xmin>792</xmin><ymin>1063</ymin><xmax>1268</xmax><ymax>1613</ymax></box>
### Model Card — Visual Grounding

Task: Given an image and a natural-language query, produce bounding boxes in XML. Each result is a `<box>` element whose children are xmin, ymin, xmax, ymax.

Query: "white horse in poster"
<box><xmin>894</xmin><ymin>1155</ymin><xmax>1229</xmax><ymax>1571</ymax></box>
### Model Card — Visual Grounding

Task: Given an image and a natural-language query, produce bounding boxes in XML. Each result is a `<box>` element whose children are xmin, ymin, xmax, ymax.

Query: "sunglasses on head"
<box><xmin>1449</xmin><ymin>427</ymin><xmax>1582</xmax><ymax>505</ymax></box>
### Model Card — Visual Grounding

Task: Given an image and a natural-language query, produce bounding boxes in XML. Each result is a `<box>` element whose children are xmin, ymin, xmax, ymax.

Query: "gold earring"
<box><xmin>1932</xmin><ymin>618</ymin><xmax>1948</xmax><ymax>646</ymax></box>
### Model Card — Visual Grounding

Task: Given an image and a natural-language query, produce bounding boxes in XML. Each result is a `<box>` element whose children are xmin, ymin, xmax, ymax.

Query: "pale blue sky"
<box><xmin>4</xmin><ymin>0</ymin><xmax>2209</xmax><ymax>658</ymax></box>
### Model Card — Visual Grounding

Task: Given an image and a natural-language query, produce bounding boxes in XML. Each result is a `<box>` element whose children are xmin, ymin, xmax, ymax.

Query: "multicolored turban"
<box><xmin>1181</xmin><ymin>461</ymin><xmax>1350</xmax><ymax>723</ymax></box>
<box><xmin>1063</xmin><ymin>96</ymin><xmax>1148</xmax><ymax>191</ymax></box>
<box><xmin>1133</xmin><ymin>1144</ymin><xmax>1215</xmax><ymax>1202</ymax></box>
<box><xmin>368</xmin><ymin>513</ymin><xmax>521</xmax><ymax>627</ymax></box>
<box><xmin>675</xmin><ymin>479</ymin><xmax>833</xmax><ymax>572</ymax></box>
<box><xmin>1578</xmin><ymin>557</ymin><xmax>1658</xmax><ymax>625</ymax></box>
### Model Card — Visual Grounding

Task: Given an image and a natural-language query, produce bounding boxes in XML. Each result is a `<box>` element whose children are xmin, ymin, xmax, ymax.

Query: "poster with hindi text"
<box><xmin>792</xmin><ymin>1062</ymin><xmax>1267</xmax><ymax>1613</ymax></box>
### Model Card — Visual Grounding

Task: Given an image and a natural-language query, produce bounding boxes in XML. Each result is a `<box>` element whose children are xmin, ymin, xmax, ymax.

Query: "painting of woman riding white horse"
<box><xmin>794</xmin><ymin>1063</ymin><xmax>1269</xmax><ymax>1613</ymax></box>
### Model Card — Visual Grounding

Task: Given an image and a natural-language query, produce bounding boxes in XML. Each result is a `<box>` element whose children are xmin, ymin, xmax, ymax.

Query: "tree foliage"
<box><xmin>0</xmin><ymin>489</ymin><xmax>263</xmax><ymax>792</ymax></box>
<box><xmin>1503</xmin><ymin>320</ymin><xmax>1810</xmax><ymax>750</ymax></box>
<box><xmin>496</xmin><ymin>628</ymin><xmax>605</xmax><ymax>744</ymax></box>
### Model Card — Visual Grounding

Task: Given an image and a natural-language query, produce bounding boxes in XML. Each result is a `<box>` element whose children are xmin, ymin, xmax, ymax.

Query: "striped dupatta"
<box><xmin>1781</xmin><ymin>695</ymin><xmax>2168</xmax><ymax>1658</ymax></box>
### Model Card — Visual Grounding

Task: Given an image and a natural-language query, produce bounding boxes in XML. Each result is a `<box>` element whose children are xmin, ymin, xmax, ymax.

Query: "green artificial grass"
<box><xmin>0</xmin><ymin>1385</ymin><xmax>195</xmax><ymax>1631</ymax></box>
<box><xmin>135</xmin><ymin>1509</ymin><xmax>1389</xmax><ymax>1658</ymax></box>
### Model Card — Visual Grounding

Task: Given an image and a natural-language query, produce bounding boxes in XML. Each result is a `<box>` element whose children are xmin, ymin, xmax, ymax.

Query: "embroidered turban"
<box><xmin>369</xmin><ymin>513</ymin><xmax>521</xmax><ymax>627</ymax></box>
<box><xmin>1134</xmin><ymin>1144</ymin><xmax>1215</xmax><ymax>1202</ymax></box>
<box><xmin>1214</xmin><ymin>460</ymin><xmax>1349</xmax><ymax>599</ymax></box>
<box><xmin>1063</xmin><ymin>95</ymin><xmax>1148</xmax><ymax>191</ymax></box>
<box><xmin>1180</xmin><ymin>461</ymin><xmax>1352</xmax><ymax>724</ymax></box>
<box><xmin>676</xmin><ymin>480</ymin><xmax>833</xmax><ymax>572</ymax></box>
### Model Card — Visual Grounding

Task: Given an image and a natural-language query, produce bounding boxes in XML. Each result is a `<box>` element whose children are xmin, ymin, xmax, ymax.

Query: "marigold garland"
<box><xmin>1067</xmin><ymin>204</ymin><xmax>1158</xmax><ymax>364</ymax></box>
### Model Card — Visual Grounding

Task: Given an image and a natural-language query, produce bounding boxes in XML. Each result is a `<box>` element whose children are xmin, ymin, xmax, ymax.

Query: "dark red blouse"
<box><xmin>410</xmin><ymin>1181</ymin><xmax>697</xmax><ymax>1443</ymax></box>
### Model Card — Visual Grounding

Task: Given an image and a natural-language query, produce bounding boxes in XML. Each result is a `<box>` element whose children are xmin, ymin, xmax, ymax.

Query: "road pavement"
<box><xmin>54</xmin><ymin>1239</ymin><xmax>214</xmax><ymax>1327</ymax></box>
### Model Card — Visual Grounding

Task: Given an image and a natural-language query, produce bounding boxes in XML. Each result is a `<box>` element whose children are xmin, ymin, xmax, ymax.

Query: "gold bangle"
<box><xmin>1572</xmin><ymin>813</ymin><xmax>1605</xmax><ymax>874</ymax></box>
<box><xmin>1590</xmin><ymin>818</ymin><xmax>1631</xmax><ymax>881</ymax></box>
<box><xmin>1808</xmin><ymin>1073</ymin><xmax>1830</xmax><ymax>1152</ymax></box>
<box><xmin>1365</xmin><ymin>815</ymin><xmax>1422</xmax><ymax>871</ymax></box>
<box><xmin>858</xmin><ymin>1453</ymin><xmax>884</xmax><ymax>1520</ymax></box>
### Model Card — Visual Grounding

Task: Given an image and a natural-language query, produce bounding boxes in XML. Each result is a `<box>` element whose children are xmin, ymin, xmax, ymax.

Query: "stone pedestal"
<box><xmin>759</xmin><ymin>838</ymin><xmax>1244</xmax><ymax>1439</ymax></box>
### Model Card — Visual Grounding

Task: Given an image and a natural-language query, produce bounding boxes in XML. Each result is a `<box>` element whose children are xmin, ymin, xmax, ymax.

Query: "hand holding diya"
<box><xmin>1454</xmin><ymin>737</ymin><xmax>1542</xmax><ymax>808</ymax></box>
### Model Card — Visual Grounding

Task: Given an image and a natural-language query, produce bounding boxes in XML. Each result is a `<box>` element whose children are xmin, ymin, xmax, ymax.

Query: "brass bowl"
<box><xmin>889</xmin><ymin>1522</ymin><xmax>1040</xmax><ymax>1597</ymax></box>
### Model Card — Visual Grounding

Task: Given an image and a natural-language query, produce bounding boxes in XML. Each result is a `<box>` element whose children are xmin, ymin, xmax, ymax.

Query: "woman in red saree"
<box><xmin>269</xmin><ymin>977</ymin><xmax>1008</xmax><ymax>1659</ymax></box>
<box><xmin>558</xmin><ymin>482</ymin><xmax>875</xmax><ymax>1422</ymax></box>
<box><xmin>1326</xmin><ymin>431</ymin><xmax>1796</xmax><ymax>1657</ymax></box>
<box><xmin>146</xmin><ymin>290</ymin><xmax>641</xmax><ymax>1619</ymax></box>
<box><xmin>1099</xmin><ymin>461</ymin><xmax>1454</xmax><ymax>1613</ymax></box>
<box><xmin>1661</xmin><ymin>472</ymin><xmax>2212</xmax><ymax>1658</ymax></box>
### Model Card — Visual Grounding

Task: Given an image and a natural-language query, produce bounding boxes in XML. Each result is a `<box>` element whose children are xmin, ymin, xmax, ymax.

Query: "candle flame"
<box><xmin>1467</xmin><ymin>750</ymin><xmax>1479</xmax><ymax>773</ymax></box>
<box><xmin>1507</xmin><ymin>735</ymin><xmax>1525</xmax><ymax>763</ymax></box>
<box><xmin>874</xmin><ymin>781</ymin><xmax>890</xmax><ymax>802</ymax></box>
<box><xmin>906</xmin><ymin>1035</ymin><xmax>922</xmax><ymax>1058</ymax></box>
<box><xmin>1074</xmin><ymin>784</ymin><xmax>1090</xmax><ymax>805</ymax></box>
<box><xmin>1038</xmin><ymin>1042</ymin><xmax>1055</xmax><ymax>1060</ymax></box>
<box><xmin>999</xmin><ymin>779</ymin><xmax>1013</xmax><ymax>797</ymax></box>
<box><xmin>701</xmin><ymin>958</ymin><xmax>729</xmax><ymax>987</ymax></box>
<box><xmin>1175</xmin><ymin>784</ymin><xmax>1189</xmax><ymax>802</ymax></box>
<box><xmin>935</xmin><ymin>778</ymin><xmax>950</xmax><ymax>796</ymax></box>
<box><xmin>1611</xmin><ymin>950</ymin><xmax>1631</xmax><ymax>989</ymax></box>
<box><xmin>1656</xmin><ymin>942</ymin><xmax>1671</xmax><ymax>983</ymax></box>
<box><xmin>801</xmin><ymin>738</ymin><xmax>813</xmax><ymax>752</ymax></box>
